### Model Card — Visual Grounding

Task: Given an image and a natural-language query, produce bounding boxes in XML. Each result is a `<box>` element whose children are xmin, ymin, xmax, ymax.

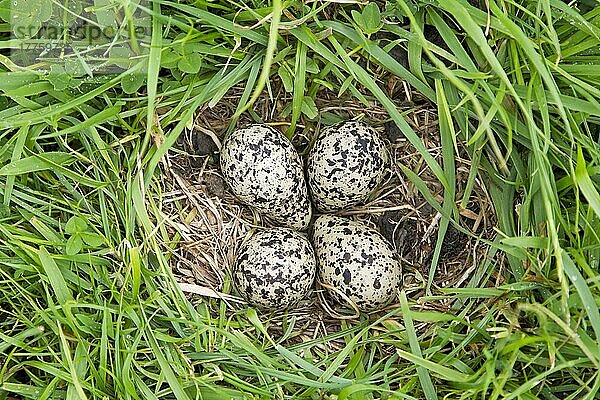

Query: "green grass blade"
<box><xmin>561</xmin><ymin>251</ymin><xmax>600</xmax><ymax>342</ymax></box>
<box><xmin>288</xmin><ymin>41</ymin><xmax>307</xmax><ymax>137</ymax></box>
<box><xmin>0</xmin><ymin>152</ymin><xmax>76</xmax><ymax>176</ymax></box>
<box><xmin>400</xmin><ymin>291</ymin><xmax>437</xmax><ymax>400</ymax></box>
<box><xmin>38</xmin><ymin>247</ymin><xmax>74</xmax><ymax>305</ymax></box>
<box><xmin>140</xmin><ymin>0</ymin><xmax>163</xmax><ymax>156</ymax></box>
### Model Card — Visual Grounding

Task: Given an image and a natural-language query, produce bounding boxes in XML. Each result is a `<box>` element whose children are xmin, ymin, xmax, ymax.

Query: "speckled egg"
<box><xmin>312</xmin><ymin>215</ymin><xmax>400</xmax><ymax>311</ymax></box>
<box><xmin>234</xmin><ymin>228</ymin><xmax>316</xmax><ymax>309</ymax></box>
<box><xmin>221</xmin><ymin>124</ymin><xmax>312</xmax><ymax>230</ymax></box>
<box><xmin>307</xmin><ymin>121</ymin><xmax>388</xmax><ymax>213</ymax></box>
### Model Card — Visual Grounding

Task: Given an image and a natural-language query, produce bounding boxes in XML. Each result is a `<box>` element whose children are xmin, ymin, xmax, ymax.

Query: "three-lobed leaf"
<box><xmin>8</xmin><ymin>0</ymin><xmax>53</xmax><ymax>38</ymax></box>
<box><xmin>64</xmin><ymin>216</ymin><xmax>104</xmax><ymax>254</ymax></box>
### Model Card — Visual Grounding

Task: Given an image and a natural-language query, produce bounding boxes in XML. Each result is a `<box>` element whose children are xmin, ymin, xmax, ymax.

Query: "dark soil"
<box><xmin>199</xmin><ymin>173</ymin><xmax>226</xmax><ymax>198</ymax></box>
<box><xmin>383</xmin><ymin>120</ymin><xmax>404</xmax><ymax>143</ymax></box>
<box><xmin>193</xmin><ymin>130</ymin><xmax>219</xmax><ymax>159</ymax></box>
<box><xmin>379</xmin><ymin>207</ymin><xmax>470</xmax><ymax>264</ymax></box>
<box><xmin>379</xmin><ymin>209</ymin><xmax>419</xmax><ymax>257</ymax></box>
<box><xmin>174</xmin><ymin>127</ymin><xmax>220</xmax><ymax>167</ymax></box>
<box><xmin>438</xmin><ymin>225</ymin><xmax>469</xmax><ymax>261</ymax></box>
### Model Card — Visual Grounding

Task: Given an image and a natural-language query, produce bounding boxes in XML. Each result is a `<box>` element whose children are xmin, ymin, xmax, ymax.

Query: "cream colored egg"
<box><xmin>312</xmin><ymin>215</ymin><xmax>400</xmax><ymax>311</ymax></box>
<box><xmin>221</xmin><ymin>124</ymin><xmax>312</xmax><ymax>230</ymax></box>
<box><xmin>234</xmin><ymin>228</ymin><xmax>316</xmax><ymax>309</ymax></box>
<box><xmin>307</xmin><ymin>121</ymin><xmax>387</xmax><ymax>212</ymax></box>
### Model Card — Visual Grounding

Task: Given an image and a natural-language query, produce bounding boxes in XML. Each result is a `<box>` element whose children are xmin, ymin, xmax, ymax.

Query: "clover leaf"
<box><xmin>8</xmin><ymin>0</ymin><xmax>53</xmax><ymax>38</ymax></box>
<box><xmin>64</xmin><ymin>215</ymin><xmax>104</xmax><ymax>255</ymax></box>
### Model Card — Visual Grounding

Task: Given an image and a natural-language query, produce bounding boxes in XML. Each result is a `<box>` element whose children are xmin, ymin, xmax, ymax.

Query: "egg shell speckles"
<box><xmin>221</xmin><ymin>124</ymin><xmax>312</xmax><ymax>230</ymax></box>
<box><xmin>312</xmin><ymin>215</ymin><xmax>401</xmax><ymax>311</ymax></box>
<box><xmin>234</xmin><ymin>228</ymin><xmax>317</xmax><ymax>310</ymax></box>
<box><xmin>307</xmin><ymin>121</ymin><xmax>388</xmax><ymax>213</ymax></box>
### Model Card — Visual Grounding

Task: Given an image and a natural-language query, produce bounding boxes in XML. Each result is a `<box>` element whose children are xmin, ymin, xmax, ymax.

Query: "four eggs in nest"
<box><xmin>220</xmin><ymin>121</ymin><xmax>401</xmax><ymax>312</ymax></box>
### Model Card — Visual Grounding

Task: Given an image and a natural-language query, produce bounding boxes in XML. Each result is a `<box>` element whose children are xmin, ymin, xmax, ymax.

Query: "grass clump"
<box><xmin>0</xmin><ymin>0</ymin><xmax>599</xmax><ymax>399</ymax></box>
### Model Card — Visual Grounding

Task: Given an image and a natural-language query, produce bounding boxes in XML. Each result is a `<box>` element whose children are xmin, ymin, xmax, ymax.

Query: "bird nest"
<box><xmin>158</xmin><ymin>87</ymin><xmax>500</xmax><ymax>341</ymax></box>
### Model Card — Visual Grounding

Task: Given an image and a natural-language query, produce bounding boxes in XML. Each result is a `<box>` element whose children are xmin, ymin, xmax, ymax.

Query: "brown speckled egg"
<box><xmin>307</xmin><ymin>121</ymin><xmax>387</xmax><ymax>212</ymax></box>
<box><xmin>234</xmin><ymin>228</ymin><xmax>316</xmax><ymax>309</ymax></box>
<box><xmin>221</xmin><ymin>124</ymin><xmax>312</xmax><ymax>230</ymax></box>
<box><xmin>312</xmin><ymin>215</ymin><xmax>400</xmax><ymax>311</ymax></box>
